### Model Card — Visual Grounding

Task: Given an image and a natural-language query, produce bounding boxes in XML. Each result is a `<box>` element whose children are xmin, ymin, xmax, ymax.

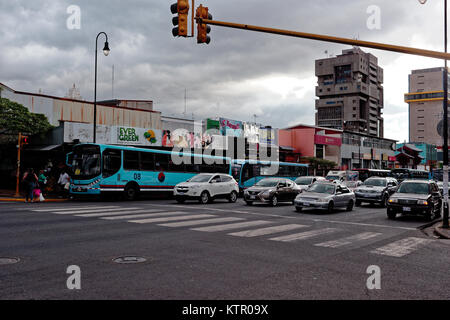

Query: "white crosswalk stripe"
<box><xmin>75</xmin><ymin>209</ymin><xmax>164</xmax><ymax>218</ymax></box>
<box><xmin>371</xmin><ymin>237</ymin><xmax>433</xmax><ymax>257</ymax></box>
<box><xmin>32</xmin><ymin>206</ymin><xmax>119</xmax><ymax>212</ymax></box>
<box><xmin>52</xmin><ymin>207</ymin><xmax>140</xmax><ymax>215</ymax></box>
<box><xmin>191</xmin><ymin>220</ymin><xmax>271</xmax><ymax>232</ymax></box>
<box><xmin>129</xmin><ymin>214</ymin><xmax>216</xmax><ymax>224</ymax></box>
<box><xmin>158</xmin><ymin>217</ymin><xmax>244</xmax><ymax>227</ymax></box>
<box><xmin>228</xmin><ymin>224</ymin><xmax>309</xmax><ymax>238</ymax></box>
<box><xmin>269</xmin><ymin>228</ymin><xmax>338</xmax><ymax>242</ymax></box>
<box><xmin>101</xmin><ymin>211</ymin><xmax>193</xmax><ymax>220</ymax></box>
<box><xmin>315</xmin><ymin>232</ymin><xmax>382</xmax><ymax>248</ymax></box>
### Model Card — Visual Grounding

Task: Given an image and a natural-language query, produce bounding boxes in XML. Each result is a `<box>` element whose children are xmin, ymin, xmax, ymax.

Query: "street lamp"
<box><xmin>419</xmin><ymin>0</ymin><xmax>449</xmax><ymax>228</ymax></box>
<box><xmin>93</xmin><ymin>32</ymin><xmax>110</xmax><ymax>144</ymax></box>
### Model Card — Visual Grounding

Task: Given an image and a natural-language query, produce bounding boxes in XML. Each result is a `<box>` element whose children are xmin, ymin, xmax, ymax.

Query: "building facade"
<box><xmin>315</xmin><ymin>47</ymin><xmax>384</xmax><ymax>137</ymax></box>
<box><xmin>404</xmin><ymin>67</ymin><xmax>449</xmax><ymax>146</ymax></box>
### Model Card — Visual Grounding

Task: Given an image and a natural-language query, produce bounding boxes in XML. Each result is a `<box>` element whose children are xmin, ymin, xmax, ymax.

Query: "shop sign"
<box><xmin>113</xmin><ymin>126</ymin><xmax>162</xmax><ymax>147</ymax></box>
<box><xmin>314</xmin><ymin>134</ymin><xmax>342</xmax><ymax>146</ymax></box>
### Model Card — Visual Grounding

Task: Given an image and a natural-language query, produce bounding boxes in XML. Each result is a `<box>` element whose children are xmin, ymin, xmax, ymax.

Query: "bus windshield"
<box><xmin>71</xmin><ymin>145</ymin><xmax>101</xmax><ymax>180</ymax></box>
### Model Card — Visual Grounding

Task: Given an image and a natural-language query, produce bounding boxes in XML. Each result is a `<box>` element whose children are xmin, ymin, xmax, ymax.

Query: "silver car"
<box><xmin>294</xmin><ymin>182</ymin><xmax>356</xmax><ymax>213</ymax></box>
<box><xmin>294</xmin><ymin>176</ymin><xmax>326</xmax><ymax>192</ymax></box>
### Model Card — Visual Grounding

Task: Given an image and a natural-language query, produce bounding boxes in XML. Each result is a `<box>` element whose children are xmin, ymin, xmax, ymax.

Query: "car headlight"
<box><xmin>417</xmin><ymin>200</ymin><xmax>428</xmax><ymax>205</ymax></box>
<box><xmin>388</xmin><ymin>198</ymin><xmax>398</xmax><ymax>203</ymax></box>
<box><xmin>317</xmin><ymin>198</ymin><xmax>329</xmax><ymax>203</ymax></box>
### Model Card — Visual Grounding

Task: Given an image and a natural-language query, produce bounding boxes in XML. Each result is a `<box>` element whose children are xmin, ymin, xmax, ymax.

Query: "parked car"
<box><xmin>174</xmin><ymin>173</ymin><xmax>239</xmax><ymax>204</ymax></box>
<box><xmin>294</xmin><ymin>181</ymin><xmax>356</xmax><ymax>213</ymax></box>
<box><xmin>386</xmin><ymin>179</ymin><xmax>442</xmax><ymax>220</ymax></box>
<box><xmin>243</xmin><ymin>178</ymin><xmax>299</xmax><ymax>206</ymax></box>
<box><xmin>294</xmin><ymin>176</ymin><xmax>326</xmax><ymax>192</ymax></box>
<box><xmin>354</xmin><ymin>177</ymin><xmax>398</xmax><ymax>207</ymax></box>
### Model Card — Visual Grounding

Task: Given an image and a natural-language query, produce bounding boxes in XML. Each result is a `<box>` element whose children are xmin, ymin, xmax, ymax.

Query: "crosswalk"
<box><xmin>23</xmin><ymin>204</ymin><xmax>435</xmax><ymax>258</ymax></box>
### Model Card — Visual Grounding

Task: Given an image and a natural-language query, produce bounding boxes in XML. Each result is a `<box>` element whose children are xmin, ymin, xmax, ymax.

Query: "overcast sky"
<box><xmin>0</xmin><ymin>0</ymin><xmax>447</xmax><ymax>142</ymax></box>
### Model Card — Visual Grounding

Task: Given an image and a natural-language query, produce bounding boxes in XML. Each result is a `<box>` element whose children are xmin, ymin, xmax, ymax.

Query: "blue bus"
<box><xmin>231</xmin><ymin>159</ymin><xmax>308</xmax><ymax>192</ymax></box>
<box><xmin>67</xmin><ymin>143</ymin><xmax>231</xmax><ymax>200</ymax></box>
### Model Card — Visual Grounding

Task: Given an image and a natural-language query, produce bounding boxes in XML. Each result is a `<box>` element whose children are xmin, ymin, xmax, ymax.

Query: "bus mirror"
<box><xmin>66</xmin><ymin>152</ymin><xmax>74</xmax><ymax>167</ymax></box>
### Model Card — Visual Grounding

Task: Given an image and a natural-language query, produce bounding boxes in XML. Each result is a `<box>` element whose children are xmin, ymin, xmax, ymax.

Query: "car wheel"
<box><xmin>295</xmin><ymin>206</ymin><xmax>302</xmax><ymax>212</ymax></box>
<box><xmin>380</xmin><ymin>195</ymin><xmax>388</xmax><ymax>208</ymax></box>
<box><xmin>124</xmin><ymin>184</ymin><xmax>139</xmax><ymax>201</ymax></box>
<box><xmin>271</xmin><ymin>195</ymin><xmax>278</xmax><ymax>207</ymax></box>
<box><xmin>346</xmin><ymin>200</ymin><xmax>354</xmax><ymax>211</ymax></box>
<box><xmin>228</xmin><ymin>191</ymin><xmax>238</xmax><ymax>203</ymax></box>
<box><xmin>245</xmin><ymin>201</ymin><xmax>253</xmax><ymax>206</ymax></box>
<box><xmin>199</xmin><ymin>191</ymin><xmax>210</xmax><ymax>204</ymax></box>
<box><xmin>355</xmin><ymin>200</ymin><xmax>361</xmax><ymax>206</ymax></box>
<box><xmin>327</xmin><ymin>201</ymin><xmax>334</xmax><ymax>214</ymax></box>
<box><xmin>387</xmin><ymin>208</ymin><xmax>396</xmax><ymax>220</ymax></box>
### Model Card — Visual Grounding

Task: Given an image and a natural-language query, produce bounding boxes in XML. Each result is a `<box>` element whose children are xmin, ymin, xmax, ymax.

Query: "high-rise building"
<box><xmin>404</xmin><ymin>67</ymin><xmax>447</xmax><ymax>146</ymax></box>
<box><xmin>315</xmin><ymin>47</ymin><xmax>384</xmax><ymax>137</ymax></box>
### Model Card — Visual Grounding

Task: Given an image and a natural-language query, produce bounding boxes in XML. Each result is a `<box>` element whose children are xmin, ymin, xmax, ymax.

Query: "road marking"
<box><xmin>315</xmin><ymin>232</ymin><xmax>382</xmax><ymax>248</ymax></box>
<box><xmin>102</xmin><ymin>211</ymin><xmax>192</xmax><ymax>220</ymax></box>
<box><xmin>129</xmin><ymin>214</ymin><xmax>216</xmax><ymax>224</ymax></box>
<box><xmin>52</xmin><ymin>207</ymin><xmax>140</xmax><ymax>215</ymax></box>
<box><xmin>191</xmin><ymin>220</ymin><xmax>271</xmax><ymax>232</ymax></box>
<box><xmin>228</xmin><ymin>224</ymin><xmax>309</xmax><ymax>237</ymax></box>
<box><xmin>269</xmin><ymin>228</ymin><xmax>338</xmax><ymax>242</ymax></box>
<box><xmin>75</xmin><ymin>209</ymin><xmax>164</xmax><ymax>218</ymax></box>
<box><xmin>150</xmin><ymin>204</ymin><xmax>250</xmax><ymax>214</ymax></box>
<box><xmin>31</xmin><ymin>206</ymin><xmax>119</xmax><ymax>212</ymax></box>
<box><xmin>311</xmin><ymin>219</ymin><xmax>417</xmax><ymax>231</ymax></box>
<box><xmin>371</xmin><ymin>237</ymin><xmax>433</xmax><ymax>257</ymax></box>
<box><xmin>158</xmin><ymin>217</ymin><xmax>244</xmax><ymax>227</ymax></box>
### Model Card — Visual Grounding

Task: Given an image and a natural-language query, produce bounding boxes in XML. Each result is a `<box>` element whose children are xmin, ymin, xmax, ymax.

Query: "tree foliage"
<box><xmin>0</xmin><ymin>97</ymin><xmax>53</xmax><ymax>136</ymax></box>
<box><xmin>301</xmin><ymin>156</ymin><xmax>338</xmax><ymax>172</ymax></box>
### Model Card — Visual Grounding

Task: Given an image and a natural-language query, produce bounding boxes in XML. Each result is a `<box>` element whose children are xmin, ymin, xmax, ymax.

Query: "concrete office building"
<box><xmin>404</xmin><ymin>67</ymin><xmax>447</xmax><ymax>146</ymax></box>
<box><xmin>315</xmin><ymin>47</ymin><xmax>384</xmax><ymax>137</ymax></box>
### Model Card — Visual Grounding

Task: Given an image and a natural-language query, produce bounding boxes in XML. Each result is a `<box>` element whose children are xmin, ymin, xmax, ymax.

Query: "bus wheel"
<box><xmin>124</xmin><ymin>184</ymin><xmax>139</xmax><ymax>201</ymax></box>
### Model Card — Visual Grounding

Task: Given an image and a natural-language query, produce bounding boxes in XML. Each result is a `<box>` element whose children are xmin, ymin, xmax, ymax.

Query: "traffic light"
<box><xmin>20</xmin><ymin>135</ymin><xmax>29</xmax><ymax>146</ymax></box>
<box><xmin>170</xmin><ymin>0</ymin><xmax>189</xmax><ymax>37</ymax></box>
<box><xmin>196</xmin><ymin>5</ymin><xmax>212</xmax><ymax>44</ymax></box>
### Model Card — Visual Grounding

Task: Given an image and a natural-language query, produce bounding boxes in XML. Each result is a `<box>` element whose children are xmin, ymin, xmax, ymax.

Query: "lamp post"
<box><xmin>359</xmin><ymin>136</ymin><xmax>365</xmax><ymax>169</ymax></box>
<box><xmin>93</xmin><ymin>32</ymin><xmax>110</xmax><ymax>144</ymax></box>
<box><xmin>419</xmin><ymin>0</ymin><xmax>449</xmax><ymax>228</ymax></box>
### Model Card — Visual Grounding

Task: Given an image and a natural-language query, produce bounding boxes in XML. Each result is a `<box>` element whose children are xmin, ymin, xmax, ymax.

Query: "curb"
<box><xmin>434</xmin><ymin>226</ymin><xmax>450</xmax><ymax>239</ymax></box>
<box><xmin>0</xmin><ymin>198</ymin><xmax>69</xmax><ymax>203</ymax></box>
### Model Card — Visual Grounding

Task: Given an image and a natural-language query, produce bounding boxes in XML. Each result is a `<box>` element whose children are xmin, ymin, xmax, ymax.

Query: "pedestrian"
<box><xmin>57</xmin><ymin>169</ymin><xmax>71</xmax><ymax>198</ymax></box>
<box><xmin>38</xmin><ymin>169</ymin><xmax>47</xmax><ymax>196</ymax></box>
<box><xmin>22</xmin><ymin>168</ymin><xmax>38</xmax><ymax>203</ymax></box>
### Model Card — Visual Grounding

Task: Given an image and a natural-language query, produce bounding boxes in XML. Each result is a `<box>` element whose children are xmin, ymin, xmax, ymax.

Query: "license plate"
<box><xmin>303</xmin><ymin>202</ymin><xmax>310</xmax><ymax>206</ymax></box>
<box><xmin>250</xmin><ymin>196</ymin><xmax>256</xmax><ymax>199</ymax></box>
<box><xmin>403</xmin><ymin>207</ymin><xmax>411</xmax><ymax>212</ymax></box>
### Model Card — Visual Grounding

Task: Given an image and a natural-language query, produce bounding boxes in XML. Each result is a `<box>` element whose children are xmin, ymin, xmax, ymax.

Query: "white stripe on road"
<box><xmin>75</xmin><ymin>209</ymin><xmax>164</xmax><ymax>218</ymax></box>
<box><xmin>311</xmin><ymin>219</ymin><xmax>417</xmax><ymax>231</ymax></box>
<box><xmin>129</xmin><ymin>214</ymin><xmax>216</xmax><ymax>224</ymax></box>
<box><xmin>101</xmin><ymin>211</ymin><xmax>192</xmax><ymax>220</ymax></box>
<box><xmin>191</xmin><ymin>220</ymin><xmax>271</xmax><ymax>232</ymax></box>
<box><xmin>32</xmin><ymin>206</ymin><xmax>119</xmax><ymax>212</ymax></box>
<box><xmin>269</xmin><ymin>228</ymin><xmax>338</xmax><ymax>242</ymax></box>
<box><xmin>315</xmin><ymin>232</ymin><xmax>382</xmax><ymax>248</ymax></box>
<box><xmin>371</xmin><ymin>237</ymin><xmax>433</xmax><ymax>257</ymax></box>
<box><xmin>52</xmin><ymin>207</ymin><xmax>139</xmax><ymax>215</ymax></box>
<box><xmin>158</xmin><ymin>217</ymin><xmax>244</xmax><ymax>227</ymax></box>
<box><xmin>228</xmin><ymin>224</ymin><xmax>309</xmax><ymax>238</ymax></box>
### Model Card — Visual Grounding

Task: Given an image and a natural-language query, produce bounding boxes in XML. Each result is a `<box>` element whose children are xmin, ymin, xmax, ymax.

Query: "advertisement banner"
<box><xmin>112</xmin><ymin>126</ymin><xmax>162</xmax><ymax>147</ymax></box>
<box><xmin>219</xmin><ymin>118</ymin><xmax>243</xmax><ymax>137</ymax></box>
<box><xmin>162</xmin><ymin>129</ymin><xmax>202</xmax><ymax>148</ymax></box>
<box><xmin>314</xmin><ymin>134</ymin><xmax>342</xmax><ymax>146</ymax></box>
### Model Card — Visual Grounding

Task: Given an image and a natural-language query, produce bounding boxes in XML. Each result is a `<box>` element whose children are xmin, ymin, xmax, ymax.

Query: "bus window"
<box><xmin>141</xmin><ymin>152</ymin><xmax>154</xmax><ymax>171</ymax></box>
<box><xmin>103</xmin><ymin>149</ymin><xmax>121</xmax><ymax>178</ymax></box>
<box><xmin>231</xmin><ymin>164</ymin><xmax>241</xmax><ymax>182</ymax></box>
<box><xmin>242</xmin><ymin>163</ymin><xmax>260</xmax><ymax>182</ymax></box>
<box><xmin>124</xmin><ymin>151</ymin><xmax>140</xmax><ymax>171</ymax></box>
<box><xmin>168</xmin><ymin>158</ymin><xmax>185</xmax><ymax>172</ymax></box>
<box><xmin>155</xmin><ymin>153</ymin><xmax>169</xmax><ymax>171</ymax></box>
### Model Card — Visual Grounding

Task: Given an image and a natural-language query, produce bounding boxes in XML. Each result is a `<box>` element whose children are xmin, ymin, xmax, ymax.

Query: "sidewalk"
<box><xmin>0</xmin><ymin>189</ymin><xmax>69</xmax><ymax>202</ymax></box>
<box><xmin>435</xmin><ymin>222</ymin><xmax>450</xmax><ymax>239</ymax></box>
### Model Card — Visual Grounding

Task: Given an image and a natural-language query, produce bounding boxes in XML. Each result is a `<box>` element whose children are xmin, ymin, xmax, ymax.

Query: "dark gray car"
<box><xmin>354</xmin><ymin>177</ymin><xmax>398</xmax><ymax>207</ymax></box>
<box><xmin>294</xmin><ymin>182</ymin><xmax>356</xmax><ymax>213</ymax></box>
<box><xmin>243</xmin><ymin>178</ymin><xmax>299</xmax><ymax>206</ymax></box>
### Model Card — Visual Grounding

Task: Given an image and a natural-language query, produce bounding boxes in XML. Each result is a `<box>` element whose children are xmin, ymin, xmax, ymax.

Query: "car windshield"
<box><xmin>363</xmin><ymin>179</ymin><xmax>386</xmax><ymax>187</ymax></box>
<box><xmin>397</xmin><ymin>182</ymin><xmax>429</xmax><ymax>194</ymax></box>
<box><xmin>308</xmin><ymin>183</ymin><xmax>335</xmax><ymax>194</ymax></box>
<box><xmin>326</xmin><ymin>175</ymin><xmax>339</xmax><ymax>180</ymax></box>
<box><xmin>255</xmin><ymin>179</ymin><xmax>280</xmax><ymax>187</ymax></box>
<box><xmin>188</xmin><ymin>174</ymin><xmax>213</xmax><ymax>182</ymax></box>
<box><xmin>295</xmin><ymin>177</ymin><xmax>313</xmax><ymax>185</ymax></box>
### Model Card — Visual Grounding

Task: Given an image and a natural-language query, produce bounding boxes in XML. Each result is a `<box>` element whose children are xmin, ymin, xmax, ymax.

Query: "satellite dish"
<box><xmin>436</xmin><ymin>119</ymin><xmax>450</xmax><ymax>137</ymax></box>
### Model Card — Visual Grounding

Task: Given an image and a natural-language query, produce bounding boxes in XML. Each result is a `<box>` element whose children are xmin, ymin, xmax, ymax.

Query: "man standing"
<box><xmin>58</xmin><ymin>169</ymin><xmax>71</xmax><ymax>198</ymax></box>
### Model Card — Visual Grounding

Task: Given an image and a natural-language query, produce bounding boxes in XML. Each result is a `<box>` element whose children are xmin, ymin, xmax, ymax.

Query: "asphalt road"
<box><xmin>1</xmin><ymin>197</ymin><xmax>449</xmax><ymax>299</ymax></box>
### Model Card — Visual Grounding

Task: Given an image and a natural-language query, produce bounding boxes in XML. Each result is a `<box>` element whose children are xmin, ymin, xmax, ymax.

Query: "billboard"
<box><xmin>219</xmin><ymin>118</ymin><xmax>243</xmax><ymax>137</ymax></box>
<box><xmin>112</xmin><ymin>126</ymin><xmax>162</xmax><ymax>147</ymax></box>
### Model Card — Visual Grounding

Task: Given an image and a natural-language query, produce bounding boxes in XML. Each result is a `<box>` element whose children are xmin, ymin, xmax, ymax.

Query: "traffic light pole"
<box><xmin>197</xmin><ymin>18</ymin><xmax>450</xmax><ymax>60</ymax></box>
<box><xmin>15</xmin><ymin>132</ymin><xmax>22</xmax><ymax>197</ymax></box>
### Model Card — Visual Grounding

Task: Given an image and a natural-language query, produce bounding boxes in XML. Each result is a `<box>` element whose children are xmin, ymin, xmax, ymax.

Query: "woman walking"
<box><xmin>22</xmin><ymin>168</ymin><xmax>38</xmax><ymax>203</ymax></box>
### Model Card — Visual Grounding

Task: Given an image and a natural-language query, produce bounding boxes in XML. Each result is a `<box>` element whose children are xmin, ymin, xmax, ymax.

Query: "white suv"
<box><xmin>174</xmin><ymin>173</ymin><xmax>239</xmax><ymax>204</ymax></box>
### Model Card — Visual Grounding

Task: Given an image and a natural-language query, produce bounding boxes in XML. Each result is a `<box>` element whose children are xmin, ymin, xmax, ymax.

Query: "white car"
<box><xmin>174</xmin><ymin>173</ymin><xmax>239</xmax><ymax>204</ymax></box>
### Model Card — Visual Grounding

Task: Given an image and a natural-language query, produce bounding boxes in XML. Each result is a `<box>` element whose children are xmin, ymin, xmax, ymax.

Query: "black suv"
<box><xmin>354</xmin><ymin>177</ymin><xmax>398</xmax><ymax>207</ymax></box>
<box><xmin>386</xmin><ymin>180</ymin><xmax>442</xmax><ymax>221</ymax></box>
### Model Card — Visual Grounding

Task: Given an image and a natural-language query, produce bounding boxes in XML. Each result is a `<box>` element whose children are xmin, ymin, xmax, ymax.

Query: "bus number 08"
<box><xmin>134</xmin><ymin>173</ymin><xmax>141</xmax><ymax>180</ymax></box>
